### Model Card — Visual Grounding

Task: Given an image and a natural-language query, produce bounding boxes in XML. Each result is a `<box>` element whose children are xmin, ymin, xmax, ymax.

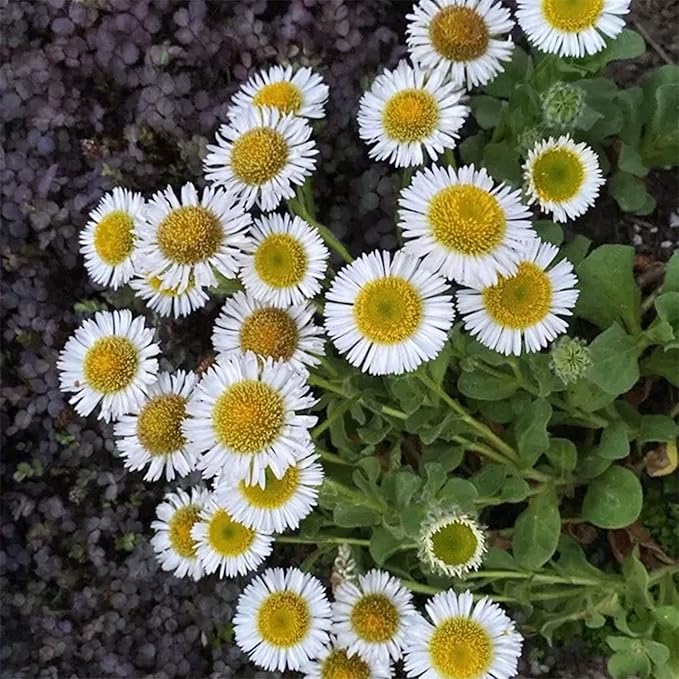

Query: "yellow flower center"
<box><xmin>354</xmin><ymin>276</ymin><xmax>423</xmax><ymax>345</ymax></box>
<box><xmin>253</xmin><ymin>81</ymin><xmax>303</xmax><ymax>115</ymax></box>
<box><xmin>93</xmin><ymin>210</ymin><xmax>135</xmax><ymax>265</ymax></box>
<box><xmin>239</xmin><ymin>307</ymin><xmax>300</xmax><ymax>361</ymax></box>
<box><xmin>136</xmin><ymin>393</ymin><xmax>187</xmax><ymax>456</ymax></box>
<box><xmin>350</xmin><ymin>594</ymin><xmax>400</xmax><ymax>643</ymax></box>
<box><xmin>542</xmin><ymin>0</ymin><xmax>604</xmax><ymax>32</ymax></box>
<box><xmin>429</xmin><ymin>5</ymin><xmax>490</xmax><ymax>61</ymax></box>
<box><xmin>254</xmin><ymin>233</ymin><xmax>308</xmax><ymax>289</ymax></box>
<box><xmin>430</xmin><ymin>520</ymin><xmax>479</xmax><ymax>567</ymax></box>
<box><xmin>212</xmin><ymin>380</ymin><xmax>285</xmax><ymax>454</ymax></box>
<box><xmin>382</xmin><ymin>89</ymin><xmax>439</xmax><ymax>142</ymax></box>
<box><xmin>157</xmin><ymin>206</ymin><xmax>223</xmax><ymax>265</ymax></box>
<box><xmin>483</xmin><ymin>262</ymin><xmax>553</xmax><ymax>329</ymax></box>
<box><xmin>531</xmin><ymin>147</ymin><xmax>585</xmax><ymax>202</ymax></box>
<box><xmin>257</xmin><ymin>591</ymin><xmax>310</xmax><ymax>648</ymax></box>
<box><xmin>168</xmin><ymin>504</ymin><xmax>201</xmax><ymax>558</ymax></box>
<box><xmin>320</xmin><ymin>648</ymin><xmax>371</xmax><ymax>679</ymax></box>
<box><xmin>428</xmin><ymin>185</ymin><xmax>506</xmax><ymax>255</ymax></box>
<box><xmin>239</xmin><ymin>466</ymin><xmax>300</xmax><ymax>509</ymax></box>
<box><xmin>231</xmin><ymin>127</ymin><xmax>289</xmax><ymax>186</ymax></box>
<box><xmin>83</xmin><ymin>336</ymin><xmax>138</xmax><ymax>394</ymax></box>
<box><xmin>429</xmin><ymin>617</ymin><xmax>493</xmax><ymax>679</ymax></box>
<box><xmin>207</xmin><ymin>509</ymin><xmax>255</xmax><ymax>556</ymax></box>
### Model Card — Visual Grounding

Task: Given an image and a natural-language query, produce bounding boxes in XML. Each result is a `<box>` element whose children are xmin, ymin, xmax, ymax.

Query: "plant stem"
<box><xmin>400</xmin><ymin>579</ymin><xmax>441</xmax><ymax>595</ymax></box>
<box><xmin>316</xmin><ymin>448</ymin><xmax>355</xmax><ymax>467</ymax></box>
<box><xmin>276</xmin><ymin>535</ymin><xmax>370</xmax><ymax>547</ymax></box>
<box><xmin>461</xmin><ymin>570</ymin><xmax>605</xmax><ymax>587</ymax></box>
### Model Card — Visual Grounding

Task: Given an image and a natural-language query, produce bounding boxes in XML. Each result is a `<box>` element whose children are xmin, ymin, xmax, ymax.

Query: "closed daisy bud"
<box><xmin>151</xmin><ymin>486</ymin><xmax>210</xmax><ymax>581</ymax></box>
<box><xmin>57</xmin><ymin>309</ymin><xmax>160</xmax><ymax>422</ymax></box>
<box><xmin>407</xmin><ymin>0</ymin><xmax>515</xmax><ymax>89</ymax></box>
<box><xmin>229</xmin><ymin>64</ymin><xmax>329</xmax><ymax>120</ymax></box>
<box><xmin>333</xmin><ymin>569</ymin><xmax>417</xmax><ymax>665</ymax></box>
<box><xmin>398</xmin><ymin>163</ymin><xmax>535</xmax><ymax>287</ymax></box>
<box><xmin>457</xmin><ymin>239</ymin><xmax>579</xmax><ymax>356</ymax></box>
<box><xmin>303</xmin><ymin>637</ymin><xmax>393</xmax><ymax>679</ymax></box>
<box><xmin>191</xmin><ymin>495</ymin><xmax>273</xmax><ymax>578</ymax></box>
<box><xmin>212</xmin><ymin>291</ymin><xmax>325</xmax><ymax>371</ymax></box>
<box><xmin>542</xmin><ymin>82</ymin><xmax>586</xmax><ymax>131</ymax></box>
<box><xmin>113</xmin><ymin>370</ymin><xmax>197</xmax><ymax>482</ymax></box>
<box><xmin>549</xmin><ymin>336</ymin><xmax>592</xmax><ymax>384</ymax></box>
<box><xmin>234</xmin><ymin>567</ymin><xmax>332</xmax><ymax>672</ymax></box>
<box><xmin>357</xmin><ymin>60</ymin><xmax>469</xmax><ymax>168</ymax></box>
<box><xmin>404</xmin><ymin>589</ymin><xmax>523</xmax><ymax>679</ymax></box>
<box><xmin>204</xmin><ymin>106</ymin><xmax>318</xmax><ymax>212</ymax></box>
<box><xmin>324</xmin><ymin>250</ymin><xmax>455</xmax><ymax>376</ymax></box>
<box><xmin>523</xmin><ymin>135</ymin><xmax>604</xmax><ymax>223</ymax></box>
<box><xmin>517</xmin><ymin>0</ymin><xmax>631</xmax><ymax>59</ymax></box>
<box><xmin>418</xmin><ymin>509</ymin><xmax>487</xmax><ymax>578</ymax></box>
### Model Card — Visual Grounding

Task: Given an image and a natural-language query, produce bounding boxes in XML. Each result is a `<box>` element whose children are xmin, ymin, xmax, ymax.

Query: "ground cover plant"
<box><xmin>2</xmin><ymin>1</ymin><xmax>677</xmax><ymax>678</ymax></box>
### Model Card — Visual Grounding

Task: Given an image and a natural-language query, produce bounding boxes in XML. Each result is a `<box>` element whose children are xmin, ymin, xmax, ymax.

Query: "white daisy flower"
<box><xmin>457</xmin><ymin>239</ymin><xmax>579</xmax><ymax>356</ymax></box>
<box><xmin>418</xmin><ymin>508</ymin><xmax>487</xmax><ymax>578</ymax></box>
<box><xmin>333</xmin><ymin>569</ymin><xmax>417</xmax><ymax>665</ymax></box>
<box><xmin>357</xmin><ymin>59</ymin><xmax>469</xmax><ymax>168</ymax></box>
<box><xmin>137</xmin><ymin>182</ymin><xmax>250</xmax><ymax>295</ymax></box>
<box><xmin>398</xmin><ymin>163</ymin><xmax>536</xmax><ymax>287</ymax></box>
<box><xmin>150</xmin><ymin>486</ymin><xmax>210</xmax><ymax>581</ymax></box>
<box><xmin>303</xmin><ymin>637</ymin><xmax>393</xmax><ymax>679</ymax></box>
<box><xmin>229</xmin><ymin>64</ymin><xmax>329</xmax><ymax>120</ymax></box>
<box><xmin>212</xmin><ymin>291</ymin><xmax>325</xmax><ymax>370</ymax></box>
<box><xmin>239</xmin><ymin>212</ymin><xmax>329</xmax><ymax>308</ymax></box>
<box><xmin>403</xmin><ymin>589</ymin><xmax>523</xmax><ymax>679</ymax></box>
<box><xmin>516</xmin><ymin>0</ymin><xmax>631</xmax><ymax>58</ymax></box>
<box><xmin>204</xmin><ymin>106</ymin><xmax>318</xmax><ymax>211</ymax></box>
<box><xmin>79</xmin><ymin>187</ymin><xmax>145</xmax><ymax>290</ymax></box>
<box><xmin>183</xmin><ymin>352</ymin><xmax>317</xmax><ymax>486</ymax></box>
<box><xmin>234</xmin><ymin>566</ymin><xmax>332</xmax><ymax>672</ymax></box>
<box><xmin>57</xmin><ymin>309</ymin><xmax>160</xmax><ymax>422</ymax></box>
<box><xmin>113</xmin><ymin>370</ymin><xmax>197</xmax><ymax>482</ymax></box>
<box><xmin>129</xmin><ymin>272</ymin><xmax>210</xmax><ymax>318</ymax></box>
<box><xmin>406</xmin><ymin>0</ymin><xmax>515</xmax><ymax>89</ymax></box>
<box><xmin>214</xmin><ymin>451</ymin><xmax>324</xmax><ymax>534</ymax></box>
<box><xmin>190</xmin><ymin>495</ymin><xmax>273</xmax><ymax>578</ymax></box>
<box><xmin>523</xmin><ymin>134</ymin><xmax>604</xmax><ymax>223</ymax></box>
<box><xmin>324</xmin><ymin>250</ymin><xmax>455</xmax><ymax>376</ymax></box>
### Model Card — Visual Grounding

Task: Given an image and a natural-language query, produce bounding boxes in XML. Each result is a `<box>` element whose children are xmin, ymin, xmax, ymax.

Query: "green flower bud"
<box><xmin>516</xmin><ymin>125</ymin><xmax>546</xmax><ymax>158</ymax></box>
<box><xmin>549</xmin><ymin>336</ymin><xmax>592</xmax><ymax>384</ymax></box>
<box><xmin>542</xmin><ymin>82</ymin><xmax>585</xmax><ymax>131</ymax></box>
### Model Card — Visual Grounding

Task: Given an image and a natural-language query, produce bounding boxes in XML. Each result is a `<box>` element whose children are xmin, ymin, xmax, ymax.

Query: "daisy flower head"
<box><xmin>406</xmin><ymin>0</ymin><xmax>515</xmax><ymax>89</ymax></box>
<box><xmin>418</xmin><ymin>507</ymin><xmax>487</xmax><ymax>578</ymax></box>
<box><xmin>113</xmin><ymin>370</ymin><xmax>197</xmax><ymax>482</ymax></box>
<box><xmin>303</xmin><ymin>637</ymin><xmax>393</xmax><ymax>679</ymax></box>
<box><xmin>239</xmin><ymin>212</ymin><xmax>329</xmax><ymax>308</ymax></box>
<box><xmin>57</xmin><ymin>309</ymin><xmax>160</xmax><ymax>422</ymax></box>
<box><xmin>524</xmin><ymin>134</ymin><xmax>604</xmax><ymax>223</ymax></box>
<box><xmin>333</xmin><ymin>569</ymin><xmax>417</xmax><ymax>665</ymax></box>
<box><xmin>184</xmin><ymin>352</ymin><xmax>317</xmax><ymax>486</ymax></box>
<box><xmin>404</xmin><ymin>589</ymin><xmax>523</xmax><ymax>679</ymax></box>
<box><xmin>234</xmin><ymin>566</ymin><xmax>332</xmax><ymax>672</ymax></box>
<box><xmin>398</xmin><ymin>163</ymin><xmax>535</xmax><ymax>287</ymax></box>
<box><xmin>357</xmin><ymin>59</ymin><xmax>469</xmax><ymax>168</ymax></box>
<box><xmin>324</xmin><ymin>250</ymin><xmax>455</xmax><ymax>376</ymax></box>
<box><xmin>214</xmin><ymin>451</ymin><xmax>324</xmax><ymax>534</ymax></box>
<box><xmin>457</xmin><ymin>238</ymin><xmax>579</xmax><ymax>356</ymax></box>
<box><xmin>79</xmin><ymin>187</ymin><xmax>145</xmax><ymax>290</ymax></box>
<box><xmin>137</xmin><ymin>182</ymin><xmax>250</xmax><ymax>294</ymax></box>
<box><xmin>229</xmin><ymin>64</ymin><xmax>329</xmax><ymax>120</ymax></box>
<box><xmin>150</xmin><ymin>486</ymin><xmax>210</xmax><ymax>580</ymax></box>
<box><xmin>204</xmin><ymin>106</ymin><xmax>318</xmax><ymax>211</ymax></box>
<box><xmin>516</xmin><ymin>0</ymin><xmax>631</xmax><ymax>58</ymax></box>
<box><xmin>190</xmin><ymin>495</ymin><xmax>273</xmax><ymax>579</ymax></box>
<box><xmin>130</xmin><ymin>272</ymin><xmax>210</xmax><ymax>318</ymax></box>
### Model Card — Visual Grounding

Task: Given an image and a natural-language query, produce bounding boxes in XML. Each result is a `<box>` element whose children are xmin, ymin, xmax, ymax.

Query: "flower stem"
<box><xmin>276</xmin><ymin>535</ymin><xmax>370</xmax><ymax>547</ymax></box>
<box><xmin>316</xmin><ymin>448</ymin><xmax>355</xmax><ymax>467</ymax></box>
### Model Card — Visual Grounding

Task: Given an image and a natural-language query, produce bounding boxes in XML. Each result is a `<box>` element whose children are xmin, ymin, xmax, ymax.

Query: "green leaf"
<box><xmin>534</xmin><ymin>220</ymin><xmax>564</xmax><ymax>246</ymax></box>
<box><xmin>457</xmin><ymin>370</ymin><xmax>518</xmax><ymax>401</ymax></box>
<box><xmin>576</xmin><ymin>245</ymin><xmax>641</xmax><ymax>333</ymax></box>
<box><xmin>655</xmin><ymin>292</ymin><xmax>679</xmax><ymax>345</ymax></box>
<box><xmin>497</xmin><ymin>475</ymin><xmax>531</xmax><ymax>503</ymax></box>
<box><xmin>587</xmin><ymin>324</ymin><xmax>640</xmax><ymax>395</ymax></box>
<box><xmin>663</xmin><ymin>251</ymin><xmax>679</xmax><ymax>292</ymax></box>
<box><xmin>638</xmin><ymin>414</ymin><xmax>677</xmax><ymax>444</ymax></box>
<box><xmin>382</xmin><ymin>471</ymin><xmax>422</xmax><ymax>510</ymax></box>
<box><xmin>566</xmin><ymin>377</ymin><xmax>617</xmax><ymax>412</ymax></box>
<box><xmin>622</xmin><ymin>549</ymin><xmax>652</xmax><ymax>611</ymax></box>
<box><xmin>653</xmin><ymin>606</ymin><xmax>679</xmax><ymax>631</ymax></box>
<box><xmin>512</xmin><ymin>487</ymin><xmax>561</xmax><ymax>569</ymax></box>
<box><xmin>483</xmin><ymin>47</ymin><xmax>532</xmax><ymax>98</ymax></box>
<box><xmin>618</xmin><ymin>143</ymin><xmax>649</xmax><ymax>177</ymax></box>
<box><xmin>458</xmin><ymin>133</ymin><xmax>486</xmax><ymax>166</ymax></box>
<box><xmin>578</xmin><ymin>29</ymin><xmax>645</xmax><ymax>73</ymax></box>
<box><xmin>609</xmin><ymin>170</ymin><xmax>654</xmax><ymax>214</ymax></box>
<box><xmin>471</xmin><ymin>464</ymin><xmax>506</xmax><ymax>497</ymax></box>
<box><xmin>438</xmin><ymin>478</ymin><xmax>478</xmax><ymax>512</ymax></box>
<box><xmin>470</xmin><ymin>95</ymin><xmax>505</xmax><ymax>129</ymax></box>
<box><xmin>560</xmin><ymin>234</ymin><xmax>592</xmax><ymax>265</ymax></box>
<box><xmin>333</xmin><ymin>504</ymin><xmax>380</xmax><ymax>528</ymax></box>
<box><xmin>482</xmin><ymin>142</ymin><xmax>521</xmax><ymax>185</ymax></box>
<box><xmin>546</xmin><ymin>438</ymin><xmax>577</xmax><ymax>473</ymax></box>
<box><xmin>640</xmin><ymin>66</ymin><xmax>679</xmax><ymax>168</ymax></box>
<box><xmin>582</xmin><ymin>465</ymin><xmax>643</xmax><ymax>528</ymax></box>
<box><xmin>513</xmin><ymin>398</ymin><xmax>552</xmax><ymax>466</ymax></box>
<box><xmin>596</xmin><ymin>422</ymin><xmax>630</xmax><ymax>460</ymax></box>
<box><xmin>608</xmin><ymin>650</ymin><xmax>651</xmax><ymax>679</ymax></box>
<box><xmin>643</xmin><ymin>640</ymin><xmax>670</xmax><ymax>667</ymax></box>
<box><xmin>640</xmin><ymin>347</ymin><xmax>679</xmax><ymax>386</ymax></box>
<box><xmin>369</xmin><ymin>527</ymin><xmax>402</xmax><ymax>565</ymax></box>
